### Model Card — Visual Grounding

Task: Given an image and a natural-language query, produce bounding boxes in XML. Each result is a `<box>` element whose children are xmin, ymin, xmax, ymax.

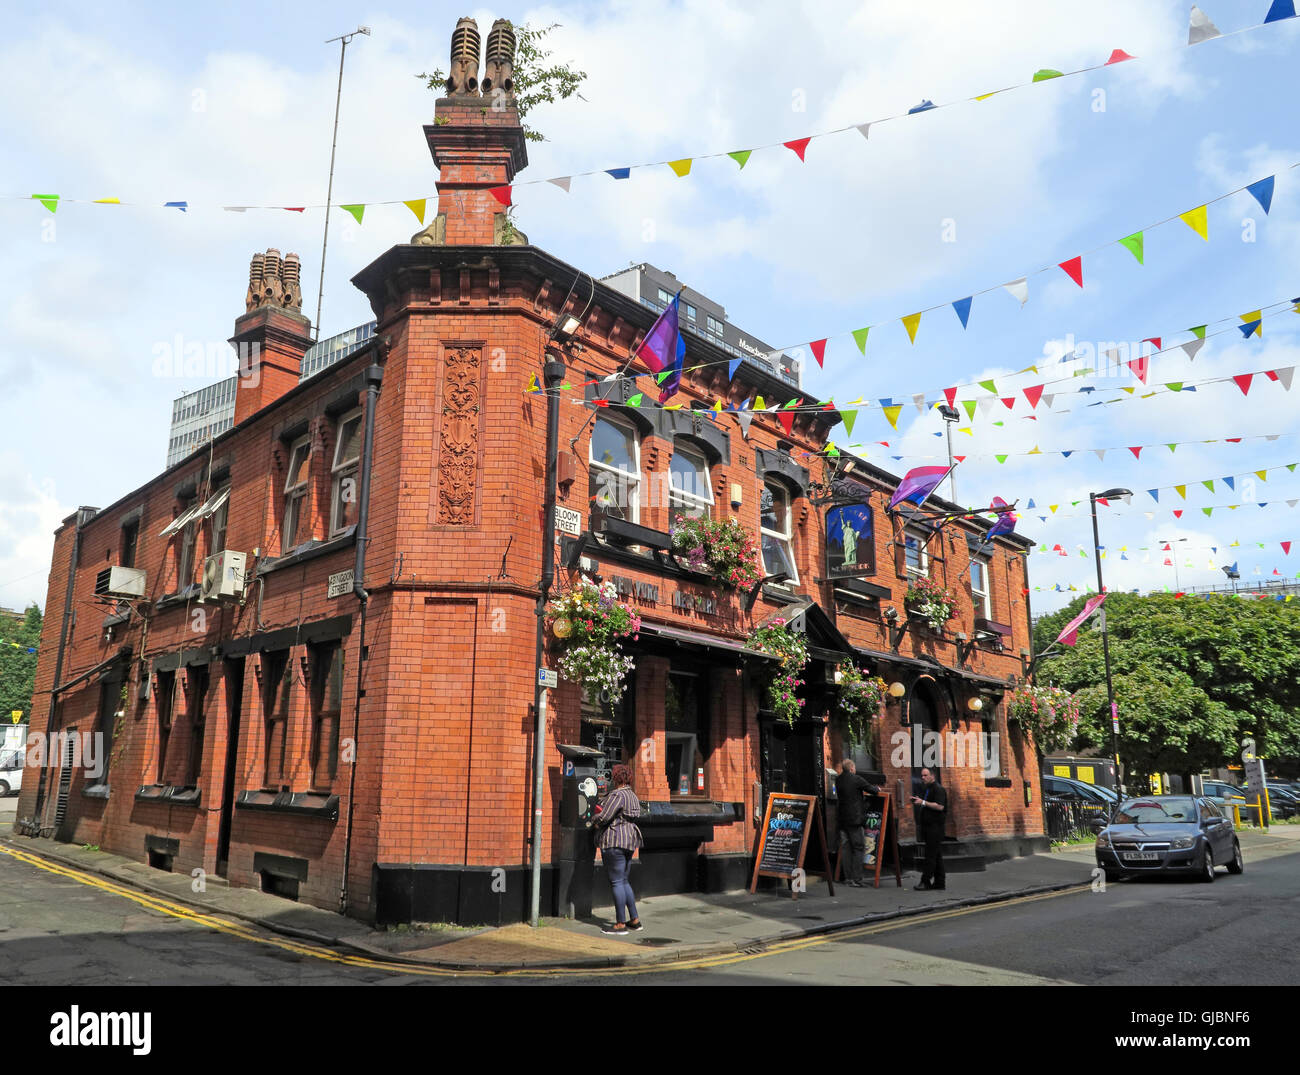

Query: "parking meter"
<box><xmin>557</xmin><ymin>744</ymin><xmax>604</xmax><ymax>919</ymax></box>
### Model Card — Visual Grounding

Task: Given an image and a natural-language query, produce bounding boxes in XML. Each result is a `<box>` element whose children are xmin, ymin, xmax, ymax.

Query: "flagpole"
<box><xmin>315</xmin><ymin>27</ymin><xmax>369</xmax><ymax>340</ymax></box>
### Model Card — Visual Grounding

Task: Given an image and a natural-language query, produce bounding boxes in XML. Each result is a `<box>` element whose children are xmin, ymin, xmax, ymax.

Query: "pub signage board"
<box><xmin>749</xmin><ymin>792</ymin><xmax>834</xmax><ymax>895</ymax></box>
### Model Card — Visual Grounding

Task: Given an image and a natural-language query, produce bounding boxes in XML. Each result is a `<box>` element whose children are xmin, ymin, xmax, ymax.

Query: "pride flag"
<box><xmin>985</xmin><ymin>496</ymin><xmax>1018</xmax><ymax>539</ymax></box>
<box><xmin>636</xmin><ymin>291</ymin><xmax>686</xmax><ymax>403</ymax></box>
<box><xmin>888</xmin><ymin>465</ymin><xmax>951</xmax><ymax>510</ymax></box>
<box><xmin>1055</xmin><ymin>592</ymin><xmax>1107</xmax><ymax>646</ymax></box>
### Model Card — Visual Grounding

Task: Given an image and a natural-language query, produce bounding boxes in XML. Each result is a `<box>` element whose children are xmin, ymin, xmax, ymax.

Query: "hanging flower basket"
<box><xmin>834</xmin><ymin>661</ymin><xmax>887</xmax><ymax>747</ymax></box>
<box><xmin>1006</xmin><ymin>684</ymin><xmax>1081</xmax><ymax>752</ymax></box>
<box><xmin>904</xmin><ymin>576</ymin><xmax>957</xmax><ymax>631</ymax></box>
<box><xmin>545</xmin><ymin>577</ymin><xmax>640</xmax><ymax>702</ymax></box>
<box><xmin>746</xmin><ymin>618</ymin><xmax>809</xmax><ymax>725</ymax></box>
<box><xmin>669</xmin><ymin>516</ymin><xmax>763</xmax><ymax>590</ymax></box>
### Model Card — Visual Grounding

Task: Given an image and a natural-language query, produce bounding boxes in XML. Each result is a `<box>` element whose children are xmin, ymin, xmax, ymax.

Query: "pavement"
<box><xmin>5</xmin><ymin>820</ymin><xmax>1297</xmax><ymax>972</ymax></box>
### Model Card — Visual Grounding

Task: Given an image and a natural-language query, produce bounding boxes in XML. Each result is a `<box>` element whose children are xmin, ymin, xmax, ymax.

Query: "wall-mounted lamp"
<box><xmin>967</xmin><ymin>696</ymin><xmax>984</xmax><ymax>713</ymax></box>
<box><xmin>884</xmin><ymin>606</ymin><xmax>899</xmax><ymax>623</ymax></box>
<box><xmin>833</xmin><ymin>667</ymin><xmax>844</xmax><ymax>685</ymax></box>
<box><xmin>888</xmin><ymin>681</ymin><xmax>907</xmax><ymax>699</ymax></box>
<box><xmin>553</xmin><ymin>315</ymin><xmax>582</xmax><ymax>341</ymax></box>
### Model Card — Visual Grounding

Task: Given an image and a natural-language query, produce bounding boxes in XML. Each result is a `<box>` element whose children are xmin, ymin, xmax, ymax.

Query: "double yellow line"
<box><xmin>0</xmin><ymin>843</ymin><xmax>1089</xmax><ymax>979</ymax></box>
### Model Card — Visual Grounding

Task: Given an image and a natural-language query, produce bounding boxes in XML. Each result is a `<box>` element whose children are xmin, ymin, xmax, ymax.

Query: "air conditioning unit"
<box><xmin>200</xmin><ymin>550</ymin><xmax>247</xmax><ymax>602</ymax></box>
<box><xmin>94</xmin><ymin>566</ymin><xmax>147</xmax><ymax>599</ymax></box>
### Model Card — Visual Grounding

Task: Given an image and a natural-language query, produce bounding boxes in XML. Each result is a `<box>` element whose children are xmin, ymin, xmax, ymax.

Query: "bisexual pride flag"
<box><xmin>888</xmin><ymin>464</ymin><xmax>951</xmax><ymax>511</ymax></box>
<box><xmin>985</xmin><ymin>496</ymin><xmax>1018</xmax><ymax>540</ymax></box>
<box><xmin>636</xmin><ymin>291</ymin><xmax>687</xmax><ymax>403</ymax></box>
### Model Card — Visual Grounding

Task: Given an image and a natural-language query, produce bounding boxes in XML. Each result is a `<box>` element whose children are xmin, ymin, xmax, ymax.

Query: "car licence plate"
<box><xmin>1122</xmin><ymin>852</ymin><xmax>1159</xmax><ymax>861</ymax></box>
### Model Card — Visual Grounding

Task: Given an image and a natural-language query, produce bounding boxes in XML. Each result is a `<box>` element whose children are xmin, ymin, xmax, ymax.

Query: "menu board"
<box><xmin>836</xmin><ymin>790</ymin><xmax>902</xmax><ymax>889</ymax></box>
<box><xmin>749</xmin><ymin>793</ymin><xmax>834</xmax><ymax>895</ymax></box>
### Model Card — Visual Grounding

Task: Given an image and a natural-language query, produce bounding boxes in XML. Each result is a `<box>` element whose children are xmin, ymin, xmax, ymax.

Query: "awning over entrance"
<box><xmin>855</xmin><ymin>645</ymin><xmax>1011</xmax><ymax>692</ymax></box>
<box><xmin>636</xmin><ymin>621</ymin><xmax>776</xmax><ymax>663</ymax></box>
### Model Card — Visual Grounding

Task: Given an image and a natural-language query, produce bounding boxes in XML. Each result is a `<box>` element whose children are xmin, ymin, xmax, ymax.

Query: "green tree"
<box><xmin>0</xmin><ymin>604</ymin><xmax>43</xmax><ymax>728</ymax></box>
<box><xmin>1033</xmin><ymin>592</ymin><xmax>1300</xmax><ymax>778</ymax></box>
<box><xmin>417</xmin><ymin>21</ymin><xmax>587</xmax><ymax>143</ymax></box>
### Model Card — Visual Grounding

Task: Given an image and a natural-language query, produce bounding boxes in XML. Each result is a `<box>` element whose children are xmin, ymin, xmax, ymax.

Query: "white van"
<box><xmin>0</xmin><ymin>748</ymin><xmax>22</xmax><ymax>796</ymax></box>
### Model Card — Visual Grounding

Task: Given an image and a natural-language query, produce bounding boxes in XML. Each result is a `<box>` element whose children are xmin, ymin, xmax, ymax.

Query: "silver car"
<box><xmin>1095</xmin><ymin>795</ymin><xmax>1244</xmax><ymax>883</ymax></box>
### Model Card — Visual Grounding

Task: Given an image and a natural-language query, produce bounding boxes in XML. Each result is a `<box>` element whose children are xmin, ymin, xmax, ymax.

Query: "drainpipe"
<box><xmin>529</xmin><ymin>352</ymin><xmax>566</xmax><ymax>927</ymax></box>
<box><xmin>32</xmin><ymin>506</ymin><xmax>95</xmax><ymax>826</ymax></box>
<box><xmin>340</xmin><ymin>359</ymin><xmax>383</xmax><ymax>915</ymax></box>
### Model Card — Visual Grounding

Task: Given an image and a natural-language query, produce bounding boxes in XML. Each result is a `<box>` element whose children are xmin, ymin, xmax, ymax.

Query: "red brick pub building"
<box><xmin>16</xmin><ymin>33</ymin><xmax>1044</xmax><ymax>925</ymax></box>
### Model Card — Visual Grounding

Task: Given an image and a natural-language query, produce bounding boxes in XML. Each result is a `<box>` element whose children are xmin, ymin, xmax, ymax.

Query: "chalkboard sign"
<box><xmin>834</xmin><ymin>788</ymin><xmax>902</xmax><ymax>888</ymax></box>
<box><xmin>749</xmin><ymin>793</ymin><xmax>834</xmax><ymax>895</ymax></box>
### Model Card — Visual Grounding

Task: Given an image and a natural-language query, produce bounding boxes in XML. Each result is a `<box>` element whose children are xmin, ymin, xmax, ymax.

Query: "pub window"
<box><xmin>282</xmin><ymin>435</ymin><xmax>312</xmax><ymax>552</ymax></box>
<box><xmin>184</xmin><ymin>666</ymin><xmax>210</xmax><ymax>787</ymax></box>
<box><xmin>759</xmin><ymin>480</ymin><xmax>798</xmax><ymax>583</ymax></box>
<box><xmin>156</xmin><ymin>670</ymin><xmax>176</xmax><ymax>782</ymax></box>
<box><xmin>261</xmin><ymin>650</ymin><xmax>292</xmax><ymax>790</ymax></box>
<box><xmin>330</xmin><ymin>409</ymin><xmax>363</xmax><ymax>537</ymax></box>
<box><xmin>580</xmin><ymin>685</ymin><xmax>634</xmax><ymax>793</ymax></box>
<box><xmin>665</xmin><ymin>670</ymin><xmax>709</xmax><ymax>798</ymax></box>
<box><xmin>826</xmin><ymin>502</ymin><xmax>874</xmax><ymax>577</ymax></box>
<box><xmin>668</xmin><ymin>441</ymin><xmax>713</xmax><ymax>527</ymax></box>
<box><xmin>589</xmin><ymin>414</ymin><xmax>641</xmax><ymax>526</ymax></box>
<box><xmin>970</xmin><ymin>556</ymin><xmax>991</xmax><ymax>619</ymax></box>
<box><xmin>903</xmin><ymin>529</ymin><xmax>929</xmax><ymax>578</ymax></box>
<box><xmin>309</xmin><ymin>641</ymin><xmax>344</xmax><ymax>790</ymax></box>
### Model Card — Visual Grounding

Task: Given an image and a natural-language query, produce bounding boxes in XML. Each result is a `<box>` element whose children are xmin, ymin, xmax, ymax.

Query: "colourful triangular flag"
<box><xmin>1233</xmin><ymin>373</ymin><xmax>1253</xmax><ymax>395</ymax></box>
<box><xmin>1033</xmin><ymin>69</ymin><xmax>1064</xmax><ymax>81</ymax></box>
<box><xmin>668</xmin><ymin>159</ymin><xmax>692</xmax><ymax>177</ymax></box>
<box><xmin>1106</xmin><ymin>49</ymin><xmax>1136</xmax><ymax>64</ymax></box>
<box><xmin>902</xmin><ymin>312</ymin><xmax>922</xmax><ymax>343</ymax></box>
<box><xmin>340</xmin><ymin>204</ymin><xmax>365</xmax><ymax>225</ymax></box>
<box><xmin>1265</xmin><ymin>0</ymin><xmax>1296</xmax><ymax>24</ymax></box>
<box><xmin>31</xmin><ymin>194</ymin><xmax>58</xmax><ymax>213</ymax></box>
<box><xmin>851</xmin><ymin>327</ymin><xmax>870</xmax><ymax>354</ymax></box>
<box><xmin>728</xmin><ymin>150</ymin><xmax>752</xmax><ymax>169</ymax></box>
<box><xmin>841</xmin><ymin>411</ymin><xmax>857</xmax><ymax>437</ymax></box>
<box><xmin>1003</xmin><ymin>278</ymin><xmax>1028</xmax><ymax>306</ymax></box>
<box><xmin>1119</xmin><ymin>231</ymin><xmax>1144</xmax><ymax>264</ymax></box>
<box><xmin>404</xmin><ymin>198</ymin><xmax>427</xmax><ymax>222</ymax></box>
<box><xmin>882</xmin><ymin>404</ymin><xmax>903</xmax><ymax>430</ymax></box>
<box><xmin>488</xmin><ymin>186</ymin><xmax>512</xmax><ymax>206</ymax></box>
<box><xmin>1239</xmin><ymin>311</ymin><xmax>1262</xmax><ymax>337</ymax></box>
<box><xmin>1246</xmin><ymin>175</ymin><xmax>1275</xmax><ymax>214</ymax></box>
<box><xmin>547</xmin><ymin>177</ymin><xmax>572</xmax><ymax>192</ymax></box>
<box><xmin>1188</xmin><ymin>5</ymin><xmax>1221</xmax><ymax>45</ymax></box>
<box><xmin>952</xmin><ymin>297</ymin><xmax>972</xmax><ymax>329</ymax></box>
<box><xmin>1058</xmin><ymin>256</ymin><xmax>1083</xmax><ymax>287</ymax></box>
<box><xmin>784</xmin><ymin>138</ymin><xmax>811</xmax><ymax>162</ymax></box>
<box><xmin>606</xmin><ymin>168</ymin><xmax>631</xmax><ymax>180</ymax></box>
<box><xmin>1180</xmin><ymin>204</ymin><xmax>1208</xmax><ymax>240</ymax></box>
<box><xmin>809</xmin><ymin>339</ymin><xmax>827</xmax><ymax>367</ymax></box>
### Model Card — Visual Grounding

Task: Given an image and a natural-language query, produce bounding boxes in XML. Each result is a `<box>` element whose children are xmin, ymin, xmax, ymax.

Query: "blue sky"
<box><xmin>2</xmin><ymin>0</ymin><xmax>1299</xmax><ymax>613</ymax></box>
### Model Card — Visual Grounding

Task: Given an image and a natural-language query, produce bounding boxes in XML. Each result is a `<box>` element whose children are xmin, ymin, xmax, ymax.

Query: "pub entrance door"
<box><xmin>759</xmin><ymin>715</ymin><xmax>825</xmax><ymax>800</ymax></box>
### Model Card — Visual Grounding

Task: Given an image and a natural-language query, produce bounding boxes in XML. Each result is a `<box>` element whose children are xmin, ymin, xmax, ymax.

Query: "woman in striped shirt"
<box><xmin>594</xmin><ymin>764</ymin><xmax>643</xmax><ymax>934</ymax></box>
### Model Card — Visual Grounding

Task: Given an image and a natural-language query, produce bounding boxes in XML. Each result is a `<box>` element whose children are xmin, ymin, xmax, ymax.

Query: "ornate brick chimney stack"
<box><xmin>230</xmin><ymin>248</ymin><xmax>314</xmax><ymax>426</ymax></box>
<box><xmin>411</xmin><ymin>17</ymin><xmax>529</xmax><ymax>247</ymax></box>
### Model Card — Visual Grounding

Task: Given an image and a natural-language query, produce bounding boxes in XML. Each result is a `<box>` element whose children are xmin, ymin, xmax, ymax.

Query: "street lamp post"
<box><xmin>1090</xmin><ymin>488</ymin><xmax>1130</xmax><ymax>796</ymax></box>
<box><xmin>938</xmin><ymin>405</ymin><xmax>960</xmax><ymax>504</ymax></box>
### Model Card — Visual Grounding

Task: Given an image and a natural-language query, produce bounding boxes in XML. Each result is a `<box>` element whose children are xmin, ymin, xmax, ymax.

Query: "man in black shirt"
<box><xmin>910</xmin><ymin>766</ymin><xmax>947</xmax><ymax>890</ymax></box>
<box><xmin>835</xmin><ymin>759</ymin><xmax>880</xmax><ymax>887</ymax></box>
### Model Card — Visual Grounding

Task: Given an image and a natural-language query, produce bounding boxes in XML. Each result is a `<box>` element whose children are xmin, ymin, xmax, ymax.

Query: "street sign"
<box><xmin>327</xmin><ymin>570</ymin><xmax>354</xmax><ymax>599</ymax></box>
<box><xmin>538</xmin><ymin>668</ymin><xmax>558</xmax><ymax>688</ymax></box>
<box><xmin>555</xmin><ymin>506</ymin><xmax>582</xmax><ymax>536</ymax></box>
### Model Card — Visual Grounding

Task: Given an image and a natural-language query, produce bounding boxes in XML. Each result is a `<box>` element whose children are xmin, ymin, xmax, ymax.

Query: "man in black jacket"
<box><xmin>835</xmin><ymin>759</ymin><xmax>880</xmax><ymax>887</ymax></box>
<box><xmin>911</xmin><ymin>766</ymin><xmax>947</xmax><ymax>891</ymax></box>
